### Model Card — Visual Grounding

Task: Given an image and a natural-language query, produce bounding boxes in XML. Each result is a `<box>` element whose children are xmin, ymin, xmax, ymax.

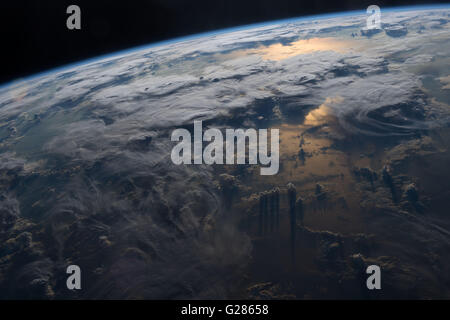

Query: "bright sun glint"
<box><xmin>251</xmin><ymin>37</ymin><xmax>355</xmax><ymax>61</ymax></box>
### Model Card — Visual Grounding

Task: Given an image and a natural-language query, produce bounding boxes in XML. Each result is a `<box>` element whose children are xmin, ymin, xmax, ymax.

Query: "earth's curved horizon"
<box><xmin>1</xmin><ymin>5</ymin><xmax>450</xmax><ymax>299</ymax></box>
<box><xmin>3</xmin><ymin>4</ymin><xmax>448</xmax><ymax>89</ymax></box>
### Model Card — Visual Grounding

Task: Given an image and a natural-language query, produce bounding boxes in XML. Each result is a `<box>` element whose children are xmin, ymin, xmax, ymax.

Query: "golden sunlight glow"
<box><xmin>439</xmin><ymin>75</ymin><xmax>450</xmax><ymax>90</ymax></box>
<box><xmin>250</xmin><ymin>37</ymin><xmax>354</xmax><ymax>61</ymax></box>
<box><xmin>304</xmin><ymin>96</ymin><xmax>344</xmax><ymax>126</ymax></box>
<box><xmin>9</xmin><ymin>81</ymin><xmax>29</xmax><ymax>102</ymax></box>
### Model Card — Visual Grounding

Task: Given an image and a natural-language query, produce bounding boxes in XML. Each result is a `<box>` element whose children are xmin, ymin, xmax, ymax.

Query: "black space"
<box><xmin>1</xmin><ymin>0</ymin><xmax>448</xmax><ymax>84</ymax></box>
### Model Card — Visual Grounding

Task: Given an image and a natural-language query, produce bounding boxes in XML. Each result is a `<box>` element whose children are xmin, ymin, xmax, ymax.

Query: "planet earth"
<box><xmin>1</xmin><ymin>5</ymin><xmax>450</xmax><ymax>299</ymax></box>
